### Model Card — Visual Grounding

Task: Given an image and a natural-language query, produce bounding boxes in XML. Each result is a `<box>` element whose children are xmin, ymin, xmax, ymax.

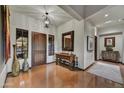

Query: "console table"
<box><xmin>56</xmin><ymin>53</ymin><xmax>76</xmax><ymax>69</ymax></box>
<box><xmin>101</xmin><ymin>51</ymin><xmax>120</xmax><ymax>63</ymax></box>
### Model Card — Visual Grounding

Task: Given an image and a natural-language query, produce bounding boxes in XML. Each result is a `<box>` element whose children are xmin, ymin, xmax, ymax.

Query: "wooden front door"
<box><xmin>32</xmin><ymin>32</ymin><xmax>46</xmax><ymax>66</ymax></box>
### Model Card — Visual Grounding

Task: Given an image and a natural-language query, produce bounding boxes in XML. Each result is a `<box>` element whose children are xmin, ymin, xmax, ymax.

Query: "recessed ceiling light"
<box><xmin>105</xmin><ymin>14</ymin><xmax>108</xmax><ymax>17</ymax></box>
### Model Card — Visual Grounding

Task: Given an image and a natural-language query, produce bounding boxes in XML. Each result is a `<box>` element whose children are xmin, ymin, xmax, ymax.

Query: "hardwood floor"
<box><xmin>4</xmin><ymin>62</ymin><xmax>124</xmax><ymax>88</ymax></box>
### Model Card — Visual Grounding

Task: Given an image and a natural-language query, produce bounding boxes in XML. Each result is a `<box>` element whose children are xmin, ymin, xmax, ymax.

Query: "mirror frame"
<box><xmin>62</xmin><ymin>31</ymin><xmax>74</xmax><ymax>51</ymax></box>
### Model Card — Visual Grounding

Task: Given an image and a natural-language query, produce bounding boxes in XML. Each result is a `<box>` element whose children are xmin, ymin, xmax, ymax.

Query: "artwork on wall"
<box><xmin>87</xmin><ymin>36</ymin><xmax>94</xmax><ymax>51</ymax></box>
<box><xmin>104</xmin><ymin>37</ymin><xmax>115</xmax><ymax>47</ymax></box>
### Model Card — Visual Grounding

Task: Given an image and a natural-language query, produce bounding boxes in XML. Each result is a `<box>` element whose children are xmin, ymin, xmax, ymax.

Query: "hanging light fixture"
<box><xmin>44</xmin><ymin>12</ymin><xmax>50</xmax><ymax>28</ymax></box>
<box><xmin>43</xmin><ymin>6</ymin><xmax>50</xmax><ymax>28</ymax></box>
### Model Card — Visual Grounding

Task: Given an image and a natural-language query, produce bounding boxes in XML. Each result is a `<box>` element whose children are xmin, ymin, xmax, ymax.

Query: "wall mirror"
<box><xmin>16</xmin><ymin>28</ymin><xmax>28</xmax><ymax>59</ymax></box>
<box><xmin>62</xmin><ymin>31</ymin><xmax>74</xmax><ymax>51</ymax></box>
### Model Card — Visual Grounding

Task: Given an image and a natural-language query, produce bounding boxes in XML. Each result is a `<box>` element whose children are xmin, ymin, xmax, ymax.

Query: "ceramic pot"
<box><xmin>22</xmin><ymin>53</ymin><xmax>29</xmax><ymax>72</ymax></box>
<box><xmin>12</xmin><ymin>44</ymin><xmax>20</xmax><ymax>76</ymax></box>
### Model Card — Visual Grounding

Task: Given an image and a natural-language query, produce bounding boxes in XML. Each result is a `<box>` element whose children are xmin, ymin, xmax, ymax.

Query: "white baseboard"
<box><xmin>0</xmin><ymin>65</ymin><xmax>7</xmax><ymax>88</ymax></box>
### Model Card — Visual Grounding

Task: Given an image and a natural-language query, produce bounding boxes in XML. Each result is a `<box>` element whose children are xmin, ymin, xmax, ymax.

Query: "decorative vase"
<box><xmin>22</xmin><ymin>53</ymin><xmax>29</xmax><ymax>72</ymax></box>
<box><xmin>12</xmin><ymin>44</ymin><xmax>20</xmax><ymax>76</ymax></box>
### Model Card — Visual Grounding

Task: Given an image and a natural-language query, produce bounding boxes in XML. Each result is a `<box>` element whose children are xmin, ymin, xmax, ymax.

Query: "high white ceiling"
<box><xmin>69</xmin><ymin>5</ymin><xmax>107</xmax><ymax>19</ymax></box>
<box><xmin>10</xmin><ymin>5</ymin><xmax>73</xmax><ymax>27</ymax></box>
<box><xmin>87</xmin><ymin>6</ymin><xmax>124</xmax><ymax>28</ymax></box>
<box><xmin>59</xmin><ymin>5</ymin><xmax>107</xmax><ymax>20</ymax></box>
<box><xmin>11</xmin><ymin>5</ymin><xmax>119</xmax><ymax>28</ymax></box>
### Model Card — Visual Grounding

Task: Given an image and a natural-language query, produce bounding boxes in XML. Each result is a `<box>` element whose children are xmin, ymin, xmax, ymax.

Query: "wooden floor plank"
<box><xmin>4</xmin><ymin>61</ymin><xmax>124</xmax><ymax>88</ymax></box>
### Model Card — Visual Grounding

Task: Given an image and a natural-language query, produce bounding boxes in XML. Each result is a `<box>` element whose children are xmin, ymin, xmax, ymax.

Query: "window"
<box><xmin>48</xmin><ymin>34</ymin><xmax>54</xmax><ymax>56</ymax></box>
<box><xmin>16</xmin><ymin>28</ymin><xmax>28</xmax><ymax>59</ymax></box>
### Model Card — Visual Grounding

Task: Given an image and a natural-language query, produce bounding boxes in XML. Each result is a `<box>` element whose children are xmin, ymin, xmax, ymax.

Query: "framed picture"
<box><xmin>87</xmin><ymin>36</ymin><xmax>94</xmax><ymax>51</ymax></box>
<box><xmin>104</xmin><ymin>37</ymin><xmax>115</xmax><ymax>47</ymax></box>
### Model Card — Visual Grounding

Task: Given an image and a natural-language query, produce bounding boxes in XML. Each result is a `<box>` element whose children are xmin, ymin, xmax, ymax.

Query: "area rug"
<box><xmin>87</xmin><ymin>62</ymin><xmax>123</xmax><ymax>84</ymax></box>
